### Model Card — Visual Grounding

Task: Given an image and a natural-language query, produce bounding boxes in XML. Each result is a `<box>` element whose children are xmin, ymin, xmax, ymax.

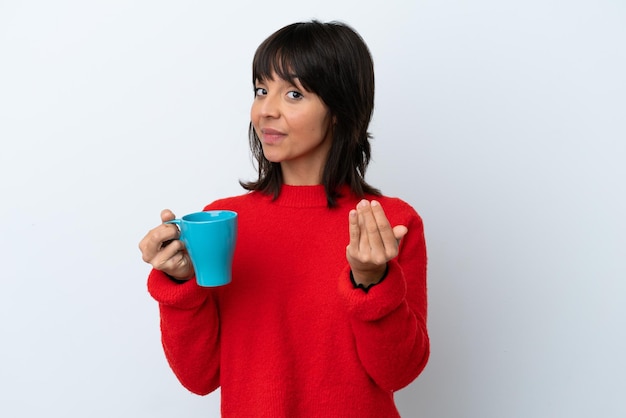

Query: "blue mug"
<box><xmin>167</xmin><ymin>210</ymin><xmax>237</xmax><ymax>287</ymax></box>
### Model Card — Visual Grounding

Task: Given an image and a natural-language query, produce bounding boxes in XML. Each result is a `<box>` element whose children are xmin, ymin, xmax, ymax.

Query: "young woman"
<box><xmin>139</xmin><ymin>20</ymin><xmax>429</xmax><ymax>417</ymax></box>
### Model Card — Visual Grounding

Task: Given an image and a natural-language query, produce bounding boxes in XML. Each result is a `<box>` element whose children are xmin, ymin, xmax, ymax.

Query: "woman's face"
<box><xmin>250</xmin><ymin>74</ymin><xmax>333</xmax><ymax>185</ymax></box>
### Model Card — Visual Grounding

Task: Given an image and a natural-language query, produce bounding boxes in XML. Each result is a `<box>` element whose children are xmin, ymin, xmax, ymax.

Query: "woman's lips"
<box><xmin>261</xmin><ymin>128</ymin><xmax>285</xmax><ymax>144</ymax></box>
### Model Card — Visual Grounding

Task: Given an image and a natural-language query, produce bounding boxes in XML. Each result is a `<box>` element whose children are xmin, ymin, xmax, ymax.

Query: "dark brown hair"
<box><xmin>240</xmin><ymin>20</ymin><xmax>381</xmax><ymax>207</ymax></box>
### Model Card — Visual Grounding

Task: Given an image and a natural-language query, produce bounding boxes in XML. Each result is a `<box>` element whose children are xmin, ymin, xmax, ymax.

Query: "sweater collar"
<box><xmin>271</xmin><ymin>184</ymin><xmax>352</xmax><ymax>208</ymax></box>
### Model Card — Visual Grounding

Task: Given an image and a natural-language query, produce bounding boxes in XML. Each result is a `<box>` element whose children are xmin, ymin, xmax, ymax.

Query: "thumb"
<box><xmin>393</xmin><ymin>225</ymin><xmax>408</xmax><ymax>244</ymax></box>
<box><xmin>160</xmin><ymin>208</ymin><xmax>176</xmax><ymax>223</ymax></box>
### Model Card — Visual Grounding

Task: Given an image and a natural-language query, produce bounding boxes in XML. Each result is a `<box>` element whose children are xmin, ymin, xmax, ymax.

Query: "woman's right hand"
<box><xmin>139</xmin><ymin>209</ymin><xmax>194</xmax><ymax>281</ymax></box>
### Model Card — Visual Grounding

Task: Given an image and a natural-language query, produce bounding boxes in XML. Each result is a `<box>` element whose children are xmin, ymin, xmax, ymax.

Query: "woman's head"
<box><xmin>241</xmin><ymin>20</ymin><xmax>380</xmax><ymax>206</ymax></box>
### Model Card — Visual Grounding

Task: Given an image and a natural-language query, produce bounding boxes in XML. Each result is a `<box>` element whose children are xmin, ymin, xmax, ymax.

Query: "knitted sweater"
<box><xmin>147</xmin><ymin>185</ymin><xmax>429</xmax><ymax>417</ymax></box>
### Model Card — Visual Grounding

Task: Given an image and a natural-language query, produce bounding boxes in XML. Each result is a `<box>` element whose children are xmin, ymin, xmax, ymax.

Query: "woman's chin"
<box><xmin>261</xmin><ymin>150</ymin><xmax>283</xmax><ymax>163</ymax></box>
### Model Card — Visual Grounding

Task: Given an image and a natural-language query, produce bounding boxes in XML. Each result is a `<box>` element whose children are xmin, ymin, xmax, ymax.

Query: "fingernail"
<box><xmin>358</xmin><ymin>200</ymin><xmax>368</xmax><ymax>208</ymax></box>
<box><xmin>371</xmin><ymin>200</ymin><xmax>379</xmax><ymax>207</ymax></box>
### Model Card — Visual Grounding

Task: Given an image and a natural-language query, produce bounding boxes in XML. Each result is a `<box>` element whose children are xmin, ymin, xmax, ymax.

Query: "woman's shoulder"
<box><xmin>202</xmin><ymin>191</ymin><xmax>266</xmax><ymax>212</ymax></box>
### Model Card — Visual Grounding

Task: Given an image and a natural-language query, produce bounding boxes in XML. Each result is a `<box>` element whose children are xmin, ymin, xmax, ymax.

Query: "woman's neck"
<box><xmin>280</xmin><ymin>161</ymin><xmax>324</xmax><ymax>186</ymax></box>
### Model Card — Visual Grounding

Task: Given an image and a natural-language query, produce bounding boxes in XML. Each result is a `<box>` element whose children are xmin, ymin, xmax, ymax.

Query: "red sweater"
<box><xmin>148</xmin><ymin>185</ymin><xmax>429</xmax><ymax>417</ymax></box>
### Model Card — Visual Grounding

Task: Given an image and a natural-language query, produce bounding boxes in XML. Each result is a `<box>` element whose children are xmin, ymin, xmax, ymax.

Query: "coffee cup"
<box><xmin>166</xmin><ymin>210</ymin><xmax>237</xmax><ymax>287</ymax></box>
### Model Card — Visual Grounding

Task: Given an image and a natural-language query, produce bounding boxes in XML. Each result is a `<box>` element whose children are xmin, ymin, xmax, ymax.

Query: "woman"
<box><xmin>139</xmin><ymin>20</ymin><xmax>429</xmax><ymax>417</ymax></box>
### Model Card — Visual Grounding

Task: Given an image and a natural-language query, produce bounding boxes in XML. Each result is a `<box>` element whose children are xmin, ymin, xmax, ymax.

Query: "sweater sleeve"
<box><xmin>147</xmin><ymin>268</ymin><xmax>221</xmax><ymax>395</ymax></box>
<box><xmin>338</xmin><ymin>210</ymin><xmax>429</xmax><ymax>392</ymax></box>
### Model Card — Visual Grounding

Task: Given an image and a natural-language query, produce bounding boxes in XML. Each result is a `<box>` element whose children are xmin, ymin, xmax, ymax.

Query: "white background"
<box><xmin>1</xmin><ymin>1</ymin><xmax>624</xmax><ymax>417</ymax></box>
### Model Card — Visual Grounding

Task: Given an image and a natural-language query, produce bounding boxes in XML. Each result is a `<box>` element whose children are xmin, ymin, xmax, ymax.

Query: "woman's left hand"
<box><xmin>346</xmin><ymin>199</ymin><xmax>408</xmax><ymax>287</ymax></box>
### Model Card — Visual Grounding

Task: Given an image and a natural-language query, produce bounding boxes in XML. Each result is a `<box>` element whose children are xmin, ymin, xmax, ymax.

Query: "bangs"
<box><xmin>252</xmin><ymin>23</ymin><xmax>323</xmax><ymax>92</ymax></box>
<box><xmin>253</xmin><ymin>49</ymin><xmax>298</xmax><ymax>85</ymax></box>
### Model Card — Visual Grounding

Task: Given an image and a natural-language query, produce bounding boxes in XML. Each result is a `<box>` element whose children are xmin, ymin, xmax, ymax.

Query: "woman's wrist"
<box><xmin>350</xmin><ymin>264</ymin><xmax>389</xmax><ymax>292</ymax></box>
<box><xmin>165</xmin><ymin>273</ymin><xmax>193</xmax><ymax>284</ymax></box>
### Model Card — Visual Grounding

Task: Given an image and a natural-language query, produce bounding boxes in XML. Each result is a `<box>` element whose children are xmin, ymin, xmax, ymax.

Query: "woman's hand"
<box><xmin>138</xmin><ymin>209</ymin><xmax>194</xmax><ymax>281</ymax></box>
<box><xmin>346</xmin><ymin>200</ymin><xmax>408</xmax><ymax>288</ymax></box>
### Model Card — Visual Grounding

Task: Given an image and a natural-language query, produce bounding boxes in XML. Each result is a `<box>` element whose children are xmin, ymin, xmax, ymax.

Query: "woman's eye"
<box><xmin>254</xmin><ymin>87</ymin><xmax>267</xmax><ymax>96</ymax></box>
<box><xmin>287</xmin><ymin>91</ymin><xmax>303</xmax><ymax>100</ymax></box>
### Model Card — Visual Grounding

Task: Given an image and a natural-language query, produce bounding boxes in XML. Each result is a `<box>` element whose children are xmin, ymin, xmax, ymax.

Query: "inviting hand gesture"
<box><xmin>346</xmin><ymin>200</ymin><xmax>408</xmax><ymax>288</ymax></box>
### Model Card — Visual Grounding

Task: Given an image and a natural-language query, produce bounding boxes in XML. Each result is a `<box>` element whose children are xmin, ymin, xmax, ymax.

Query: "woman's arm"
<box><xmin>341</xmin><ymin>204</ymin><xmax>429</xmax><ymax>391</ymax></box>
<box><xmin>148</xmin><ymin>269</ymin><xmax>221</xmax><ymax>395</ymax></box>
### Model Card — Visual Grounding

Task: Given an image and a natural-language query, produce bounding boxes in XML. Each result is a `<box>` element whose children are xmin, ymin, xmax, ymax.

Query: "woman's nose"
<box><xmin>258</xmin><ymin>93</ymin><xmax>280</xmax><ymax>118</ymax></box>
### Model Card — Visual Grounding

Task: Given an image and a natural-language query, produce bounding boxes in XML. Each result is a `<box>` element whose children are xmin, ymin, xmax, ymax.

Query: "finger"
<box><xmin>160</xmin><ymin>209</ymin><xmax>176</xmax><ymax>223</ymax></box>
<box><xmin>139</xmin><ymin>222</ymin><xmax>180</xmax><ymax>262</ymax></box>
<box><xmin>393</xmin><ymin>225</ymin><xmax>408</xmax><ymax>243</ymax></box>
<box><xmin>160</xmin><ymin>209</ymin><xmax>180</xmax><ymax>244</ymax></box>
<box><xmin>357</xmin><ymin>200</ymin><xmax>383</xmax><ymax>253</ymax></box>
<box><xmin>370</xmin><ymin>200</ymin><xmax>398</xmax><ymax>254</ymax></box>
<box><xmin>153</xmin><ymin>238</ymin><xmax>185</xmax><ymax>264</ymax></box>
<box><xmin>153</xmin><ymin>241</ymin><xmax>193</xmax><ymax>278</ymax></box>
<box><xmin>153</xmin><ymin>240</ymin><xmax>188</xmax><ymax>271</ymax></box>
<box><xmin>154</xmin><ymin>222</ymin><xmax>180</xmax><ymax>246</ymax></box>
<box><xmin>347</xmin><ymin>209</ymin><xmax>360</xmax><ymax>252</ymax></box>
<box><xmin>160</xmin><ymin>225</ymin><xmax>181</xmax><ymax>248</ymax></box>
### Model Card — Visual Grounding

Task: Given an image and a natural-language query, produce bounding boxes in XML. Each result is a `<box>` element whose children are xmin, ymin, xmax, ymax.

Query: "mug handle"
<box><xmin>164</xmin><ymin>219</ymin><xmax>182</xmax><ymax>235</ymax></box>
<box><xmin>163</xmin><ymin>219</ymin><xmax>182</xmax><ymax>246</ymax></box>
